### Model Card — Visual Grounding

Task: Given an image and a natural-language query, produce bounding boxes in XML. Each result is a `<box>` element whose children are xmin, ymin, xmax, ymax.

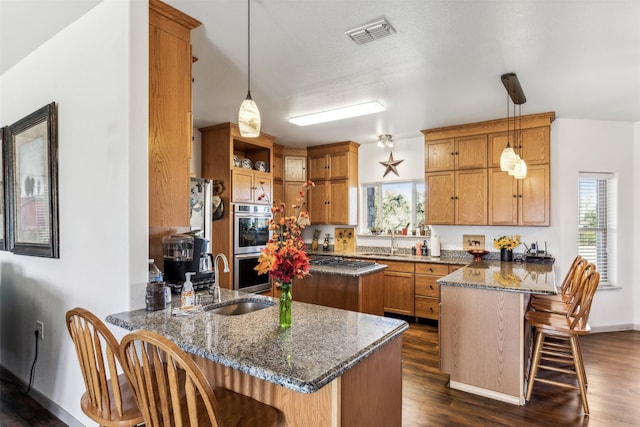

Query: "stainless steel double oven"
<box><xmin>233</xmin><ymin>203</ymin><xmax>272</xmax><ymax>293</ymax></box>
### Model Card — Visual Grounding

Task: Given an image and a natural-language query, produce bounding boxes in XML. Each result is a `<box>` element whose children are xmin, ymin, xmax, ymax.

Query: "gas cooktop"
<box><xmin>309</xmin><ymin>256</ymin><xmax>377</xmax><ymax>270</ymax></box>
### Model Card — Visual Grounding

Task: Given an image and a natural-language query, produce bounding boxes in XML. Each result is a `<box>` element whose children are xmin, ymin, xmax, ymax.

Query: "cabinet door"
<box><xmin>272</xmin><ymin>154</ymin><xmax>283</xmax><ymax>180</ymax></box>
<box><xmin>272</xmin><ymin>180</ymin><xmax>284</xmax><ymax>209</ymax></box>
<box><xmin>231</xmin><ymin>169</ymin><xmax>255</xmax><ymax>203</ymax></box>
<box><xmin>328</xmin><ymin>152</ymin><xmax>349</xmax><ymax>179</ymax></box>
<box><xmin>284</xmin><ymin>156</ymin><xmax>306</xmax><ymax>181</ymax></box>
<box><xmin>425</xmin><ymin>139</ymin><xmax>455</xmax><ymax>172</ymax></box>
<box><xmin>328</xmin><ymin>180</ymin><xmax>351</xmax><ymax>224</ymax></box>
<box><xmin>284</xmin><ymin>181</ymin><xmax>306</xmax><ymax>217</ymax></box>
<box><xmin>488</xmin><ymin>131</ymin><xmax>510</xmax><ymax>168</ymax></box>
<box><xmin>254</xmin><ymin>176</ymin><xmax>272</xmax><ymax>205</ymax></box>
<box><xmin>383</xmin><ymin>271</ymin><xmax>414</xmax><ymax>315</ymax></box>
<box><xmin>455</xmin><ymin>169</ymin><xmax>487</xmax><ymax>225</ymax></box>
<box><xmin>519</xmin><ymin>127</ymin><xmax>550</xmax><ymax>165</ymax></box>
<box><xmin>308</xmin><ymin>156</ymin><xmax>328</xmax><ymax>181</ymax></box>
<box><xmin>488</xmin><ymin>168</ymin><xmax>518</xmax><ymax>225</ymax></box>
<box><xmin>426</xmin><ymin>171</ymin><xmax>455</xmax><ymax>224</ymax></box>
<box><xmin>518</xmin><ymin>164</ymin><xmax>550</xmax><ymax>226</ymax></box>
<box><xmin>455</xmin><ymin>135</ymin><xmax>487</xmax><ymax>169</ymax></box>
<box><xmin>308</xmin><ymin>180</ymin><xmax>329</xmax><ymax>224</ymax></box>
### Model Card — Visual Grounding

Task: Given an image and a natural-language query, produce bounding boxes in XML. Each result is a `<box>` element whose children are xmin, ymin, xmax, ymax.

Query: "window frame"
<box><xmin>577</xmin><ymin>172</ymin><xmax>616</xmax><ymax>287</ymax></box>
<box><xmin>359</xmin><ymin>180</ymin><xmax>425</xmax><ymax>235</ymax></box>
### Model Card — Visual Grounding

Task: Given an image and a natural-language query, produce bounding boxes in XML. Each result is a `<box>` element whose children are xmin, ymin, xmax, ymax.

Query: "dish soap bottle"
<box><xmin>181</xmin><ymin>272</ymin><xmax>195</xmax><ymax>308</ymax></box>
<box><xmin>323</xmin><ymin>234</ymin><xmax>330</xmax><ymax>251</ymax></box>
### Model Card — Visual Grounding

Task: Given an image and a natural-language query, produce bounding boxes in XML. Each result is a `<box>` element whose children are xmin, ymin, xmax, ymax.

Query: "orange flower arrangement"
<box><xmin>254</xmin><ymin>180</ymin><xmax>315</xmax><ymax>284</ymax></box>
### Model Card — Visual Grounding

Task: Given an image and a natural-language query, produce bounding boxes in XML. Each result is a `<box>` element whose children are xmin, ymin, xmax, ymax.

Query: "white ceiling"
<box><xmin>2</xmin><ymin>0</ymin><xmax>640</xmax><ymax>148</ymax></box>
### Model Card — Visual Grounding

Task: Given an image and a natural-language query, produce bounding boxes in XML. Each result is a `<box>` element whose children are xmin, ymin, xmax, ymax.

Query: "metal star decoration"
<box><xmin>379</xmin><ymin>152</ymin><xmax>404</xmax><ymax>177</ymax></box>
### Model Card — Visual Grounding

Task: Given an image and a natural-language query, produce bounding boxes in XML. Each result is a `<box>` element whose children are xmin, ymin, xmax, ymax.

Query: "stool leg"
<box><xmin>526</xmin><ymin>328</ymin><xmax>545</xmax><ymax>402</ymax></box>
<box><xmin>570</xmin><ymin>336</ymin><xmax>589</xmax><ymax>415</ymax></box>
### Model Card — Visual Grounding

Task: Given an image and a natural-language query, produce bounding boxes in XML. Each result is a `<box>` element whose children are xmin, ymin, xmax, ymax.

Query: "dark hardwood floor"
<box><xmin>1</xmin><ymin>321</ymin><xmax>639</xmax><ymax>426</ymax></box>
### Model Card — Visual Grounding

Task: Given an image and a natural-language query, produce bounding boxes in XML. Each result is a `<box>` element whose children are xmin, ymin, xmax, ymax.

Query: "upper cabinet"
<box><xmin>200</xmin><ymin>122</ymin><xmax>276</xmax><ymax>206</ymax></box>
<box><xmin>423</xmin><ymin>112</ymin><xmax>555</xmax><ymax>227</ymax></box>
<box><xmin>307</xmin><ymin>141</ymin><xmax>359</xmax><ymax>225</ymax></box>
<box><xmin>148</xmin><ymin>0</ymin><xmax>201</xmax><ymax>228</ymax></box>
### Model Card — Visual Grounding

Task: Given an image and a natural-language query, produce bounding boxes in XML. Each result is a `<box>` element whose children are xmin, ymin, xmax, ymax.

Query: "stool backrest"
<box><xmin>119</xmin><ymin>329</ymin><xmax>222</xmax><ymax>427</ymax></box>
<box><xmin>65</xmin><ymin>307</ymin><xmax>128</xmax><ymax>418</ymax></box>
<box><xmin>567</xmin><ymin>266</ymin><xmax>600</xmax><ymax>330</ymax></box>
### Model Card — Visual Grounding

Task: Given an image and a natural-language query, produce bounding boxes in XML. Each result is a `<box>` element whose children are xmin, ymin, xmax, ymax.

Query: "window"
<box><xmin>361</xmin><ymin>181</ymin><xmax>425</xmax><ymax>233</ymax></box>
<box><xmin>578</xmin><ymin>173</ymin><xmax>616</xmax><ymax>286</ymax></box>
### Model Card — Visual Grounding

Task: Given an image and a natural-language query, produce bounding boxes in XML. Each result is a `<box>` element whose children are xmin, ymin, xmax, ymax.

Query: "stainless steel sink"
<box><xmin>204</xmin><ymin>299</ymin><xmax>274</xmax><ymax>316</ymax></box>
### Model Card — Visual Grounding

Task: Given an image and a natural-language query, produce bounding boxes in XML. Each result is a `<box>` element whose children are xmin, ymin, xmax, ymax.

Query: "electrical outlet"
<box><xmin>36</xmin><ymin>320</ymin><xmax>44</xmax><ymax>340</ymax></box>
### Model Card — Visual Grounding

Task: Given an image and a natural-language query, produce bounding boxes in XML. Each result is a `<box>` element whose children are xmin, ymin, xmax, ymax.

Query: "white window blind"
<box><xmin>578</xmin><ymin>173</ymin><xmax>616</xmax><ymax>285</ymax></box>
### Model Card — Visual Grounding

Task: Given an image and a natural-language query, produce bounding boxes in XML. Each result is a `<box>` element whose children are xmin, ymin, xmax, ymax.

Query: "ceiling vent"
<box><xmin>345</xmin><ymin>18</ymin><xmax>395</xmax><ymax>45</ymax></box>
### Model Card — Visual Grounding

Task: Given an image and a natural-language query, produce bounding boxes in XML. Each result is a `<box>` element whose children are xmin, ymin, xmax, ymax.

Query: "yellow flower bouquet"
<box><xmin>493</xmin><ymin>235</ymin><xmax>521</xmax><ymax>250</ymax></box>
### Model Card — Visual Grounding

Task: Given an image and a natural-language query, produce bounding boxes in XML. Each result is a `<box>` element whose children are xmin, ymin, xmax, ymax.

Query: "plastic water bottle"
<box><xmin>148</xmin><ymin>259</ymin><xmax>163</xmax><ymax>282</ymax></box>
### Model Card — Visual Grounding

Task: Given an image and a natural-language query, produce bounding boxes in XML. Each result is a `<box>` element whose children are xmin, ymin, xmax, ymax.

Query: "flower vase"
<box><xmin>279</xmin><ymin>282</ymin><xmax>293</xmax><ymax>328</ymax></box>
<box><xmin>500</xmin><ymin>248</ymin><xmax>513</xmax><ymax>262</ymax></box>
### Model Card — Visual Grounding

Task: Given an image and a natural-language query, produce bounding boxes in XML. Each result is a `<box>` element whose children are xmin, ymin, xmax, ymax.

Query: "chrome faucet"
<box><xmin>211</xmin><ymin>253</ymin><xmax>230</xmax><ymax>302</ymax></box>
<box><xmin>390</xmin><ymin>233</ymin><xmax>397</xmax><ymax>256</ymax></box>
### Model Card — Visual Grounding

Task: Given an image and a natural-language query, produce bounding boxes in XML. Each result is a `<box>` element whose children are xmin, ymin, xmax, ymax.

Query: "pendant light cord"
<box><xmin>247</xmin><ymin>0</ymin><xmax>251</xmax><ymax>95</ymax></box>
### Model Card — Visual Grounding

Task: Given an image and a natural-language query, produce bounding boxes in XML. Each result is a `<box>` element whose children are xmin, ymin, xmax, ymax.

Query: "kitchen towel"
<box><xmin>430</xmin><ymin>235</ymin><xmax>441</xmax><ymax>257</ymax></box>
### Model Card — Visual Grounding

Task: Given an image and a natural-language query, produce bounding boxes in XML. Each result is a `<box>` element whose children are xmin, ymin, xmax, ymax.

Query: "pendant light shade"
<box><xmin>238</xmin><ymin>0</ymin><xmax>260</xmax><ymax>137</ymax></box>
<box><xmin>510</xmin><ymin>157</ymin><xmax>528</xmax><ymax>179</ymax></box>
<box><xmin>500</xmin><ymin>146</ymin><xmax>519</xmax><ymax>171</ymax></box>
<box><xmin>500</xmin><ymin>73</ymin><xmax>527</xmax><ymax>179</ymax></box>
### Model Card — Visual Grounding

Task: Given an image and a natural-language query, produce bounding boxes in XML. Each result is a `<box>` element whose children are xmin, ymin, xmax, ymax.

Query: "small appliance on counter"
<box><xmin>522</xmin><ymin>241</ymin><xmax>555</xmax><ymax>264</ymax></box>
<box><xmin>162</xmin><ymin>233</ymin><xmax>214</xmax><ymax>294</ymax></box>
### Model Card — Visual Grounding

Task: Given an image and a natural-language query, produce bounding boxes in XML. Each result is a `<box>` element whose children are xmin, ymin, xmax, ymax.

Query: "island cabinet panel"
<box><xmin>294</xmin><ymin>270</ymin><xmax>384</xmax><ymax>315</ymax></box>
<box><xmin>440</xmin><ymin>285</ymin><xmax>528</xmax><ymax>404</ymax></box>
<box><xmin>383</xmin><ymin>261</ymin><xmax>415</xmax><ymax>316</ymax></box>
<box><xmin>193</xmin><ymin>335</ymin><xmax>403</xmax><ymax>427</ymax></box>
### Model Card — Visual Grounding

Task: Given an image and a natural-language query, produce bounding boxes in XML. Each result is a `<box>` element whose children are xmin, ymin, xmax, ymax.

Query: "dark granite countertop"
<box><xmin>106</xmin><ymin>289</ymin><xmax>408</xmax><ymax>394</ymax></box>
<box><xmin>437</xmin><ymin>260</ymin><xmax>557</xmax><ymax>294</ymax></box>
<box><xmin>307</xmin><ymin>249</ymin><xmax>471</xmax><ymax>266</ymax></box>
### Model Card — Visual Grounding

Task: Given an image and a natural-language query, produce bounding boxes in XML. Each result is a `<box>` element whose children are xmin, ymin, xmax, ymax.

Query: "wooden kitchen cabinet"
<box><xmin>285</xmin><ymin>156</ymin><xmax>307</xmax><ymax>181</ymax></box>
<box><xmin>488</xmin><ymin>127</ymin><xmax>550</xmax><ymax>167</ymax></box>
<box><xmin>425</xmin><ymin>135</ymin><xmax>487</xmax><ymax>172</ymax></box>
<box><xmin>307</xmin><ymin>141</ymin><xmax>359</xmax><ymax>225</ymax></box>
<box><xmin>423</xmin><ymin>112</ymin><xmax>554</xmax><ymax>226</ymax></box>
<box><xmin>488</xmin><ymin>164</ymin><xmax>550</xmax><ymax>226</ymax></box>
<box><xmin>383</xmin><ymin>261</ymin><xmax>415</xmax><ymax>316</ymax></box>
<box><xmin>284</xmin><ymin>181</ymin><xmax>308</xmax><ymax>217</ymax></box>
<box><xmin>231</xmin><ymin>169</ymin><xmax>272</xmax><ymax>205</ymax></box>
<box><xmin>426</xmin><ymin>169</ymin><xmax>487</xmax><ymax>225</ymax></box>
<box><xmin>200</xmin><ymin>122</ymin><xmax>276</xmax><ymax>289</ymax></box>
<box><xmin>148</xmin><ymin>0</ymin><xmax>201</xmax><ymax>267</ymax></box>
<box><xmin>414</xmin><ymin>263</ymin><xmax>448</xmax><ymax>320</ymax></box>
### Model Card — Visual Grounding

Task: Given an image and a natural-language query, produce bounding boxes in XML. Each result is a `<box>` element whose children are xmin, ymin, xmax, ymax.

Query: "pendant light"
<box><xmin>499</xmin><ymin>93</ymin><xmax>519</xmax><ymax>171</ymax></box>
<box><xmin>238</xmin><ymin>0</ymin><xmax>260</xmax><ymax>137</ymax></box>
<box><xmin>500</xmin><ymin>73</ymin><xmax>527</xmax><ymax>179</ymax></box>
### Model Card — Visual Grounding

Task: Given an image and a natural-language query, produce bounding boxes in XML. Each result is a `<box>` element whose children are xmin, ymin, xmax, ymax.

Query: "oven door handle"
<box><xmin>235</xmin><ymin>253</ymin><xmax>262</xmax><ymax>260</ymax></box>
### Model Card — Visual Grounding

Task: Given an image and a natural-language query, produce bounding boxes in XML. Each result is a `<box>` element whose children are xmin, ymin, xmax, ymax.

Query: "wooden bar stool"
<box><xmin>119</xmin><ymin>329</ymin><xmax>279</xmax><ymax>427</ymax></box>
<box><xmin>525</xmin><ymin>269</ymin><xmax>600</xmax><ymax>415</ymax></box>
<box><xmin>530</xmin><ymin>260</ymin><xmax>593</xmax><ymax>315</ymax></box>
<box><xmin>65</xmin><ymin>308</ymin><xmax>143</xmax><ymax>426</ymax></box>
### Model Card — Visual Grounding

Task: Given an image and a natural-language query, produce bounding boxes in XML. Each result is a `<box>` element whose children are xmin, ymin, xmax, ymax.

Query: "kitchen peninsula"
<box><xmin>437</xmin><ymin>261</ymin><xmax>556</xmax><ymax>405</ymax></box>
<box><xmin>107</xmin><ymin>289</ymin><xmax>408</xmax><ymax>426</ymax></box>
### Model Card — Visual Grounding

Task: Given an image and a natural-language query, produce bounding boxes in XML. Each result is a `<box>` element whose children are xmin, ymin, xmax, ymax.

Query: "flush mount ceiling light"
<box><xmin>345</xmin><ymin>18</ymin><xmax>396</xmax><ymax>45</ymax></box>
<box><xmin>377</xmin><ymin>134</ymin><xmax>393</xmax><ymax>148</ymax></box>
<box><xmin>499</xmin><ymin>72</ymin><xmax>527</xmax><ymax>179</ymax></box>
<box><xmin>238</xmin><ymin>0</ymin><xmax>260</xmax><ymax>137</ymax></box>
<box><xmin>288</xmin><ymin>101</ymin><xmax>385</xmax><ymax>127</ymax></box>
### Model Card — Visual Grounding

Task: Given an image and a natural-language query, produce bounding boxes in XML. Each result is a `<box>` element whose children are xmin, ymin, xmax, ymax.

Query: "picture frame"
<box><xmin>462</xmin><ymin>234</ymin><xmax>485</xmax><ymax>251</ymax></box>
<box><xmin>7</xmin><ymin>102</ymin><xmax>59</xmax><ymax>258</ymax></box>
<box><xmin>0</xmin><ymin>126</ymin><xmax>8</xmax><ymax>251</ymax></box>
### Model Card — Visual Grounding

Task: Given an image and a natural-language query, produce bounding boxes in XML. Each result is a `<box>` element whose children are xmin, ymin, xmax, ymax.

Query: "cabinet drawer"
<box><xmin>383</xmin><ymin>261</ymin><xmax>415</xmax><ymax>273</ymax></box>
<box><xmin>415</xmin><ymin>297</ymin><xmax>439</xmax><ymax>320</ymax></box>
<box><xmin>415</xmin><ymin>276</ymin><xmax>439</xmax><ymax>297</ymax></box>
<box><xmin>449</xmin><ymin>264</ymin><xmax>464</xmax><ymax>273</ymax></box>
<box><xmin>415</xmin><ymin>263</ymin><xmax>448</xmax><ymax>275</ymax></box>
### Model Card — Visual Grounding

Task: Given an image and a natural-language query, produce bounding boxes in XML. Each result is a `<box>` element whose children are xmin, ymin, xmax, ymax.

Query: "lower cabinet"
<box><xmin>382</xmin><ymin>261</ymin><xmax>415</xmax><ymax>316</ymax></box>
<box><xmin>414</xmin><ymin>263</ymin><xmax>449</xmax><ymax>320</ymax></box>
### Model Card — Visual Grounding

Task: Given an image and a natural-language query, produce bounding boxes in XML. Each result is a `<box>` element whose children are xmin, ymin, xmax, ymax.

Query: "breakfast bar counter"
<box><xmin>437</xmin><ymin>261</ymin><xmax>556</xmax><ymax>405</ymax></box>
<box><xmin>107</xmin><ymin>288</ymin><xmax>408</xmax><ymax>426</ymax></box>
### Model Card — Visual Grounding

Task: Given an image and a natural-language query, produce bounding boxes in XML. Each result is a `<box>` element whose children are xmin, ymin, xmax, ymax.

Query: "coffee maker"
<box><xmin>162</xmin><ymin>233</ymin><xmax>213</xmax><ymax>285</ymax></box>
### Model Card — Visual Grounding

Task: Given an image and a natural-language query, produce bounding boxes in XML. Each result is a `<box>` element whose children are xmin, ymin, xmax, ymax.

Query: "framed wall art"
<box><xmin>0</xmin><ymin>126</ymin><xmax>8</xmax><ymax>251</ymax></box>
<box><xmin>7</xmin><ymin>102</ymin><xmax>59</xmax><ymax>258</ymax></box>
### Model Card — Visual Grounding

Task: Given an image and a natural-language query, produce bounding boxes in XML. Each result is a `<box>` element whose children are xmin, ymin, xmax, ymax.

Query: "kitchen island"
<box><xmin>438</xmin><ymin>261</ymin><xmax>556</xmax><ymax>405</ymax></box>
<box><xmin>107</xmin><ymin>289</ymin><xmax>408</xmax><ymax>426</ymax></box>
<box><xmin>291</xmin><ymin>257</ymin><xmax>387</xmax><ymax>315</ymax></box>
